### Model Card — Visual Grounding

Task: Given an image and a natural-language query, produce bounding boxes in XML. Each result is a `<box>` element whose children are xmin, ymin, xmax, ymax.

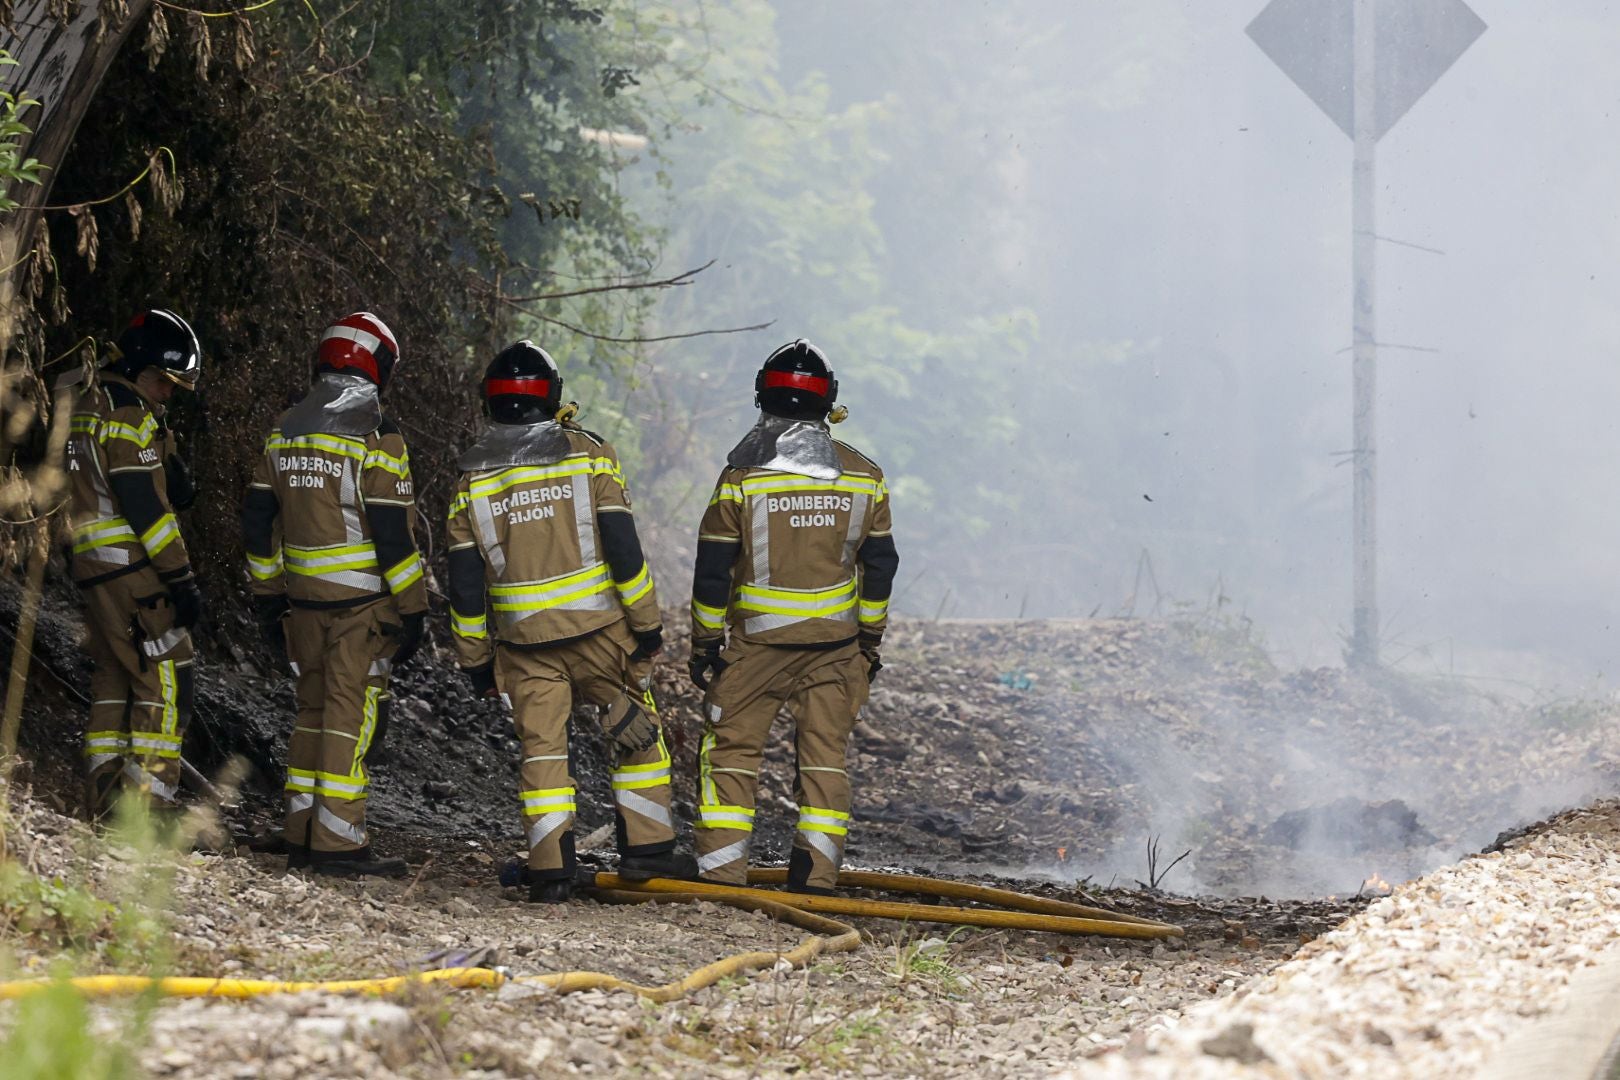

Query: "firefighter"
<box><xmin>241</xmin><ymin>313</ymin><xmax>426</xmax><ymax>878</ymax></box>
<box><xmin>68</xmin><ymin>309</ymin><xmax>205</xmax><ymax>817</ymax></box>
<box><xmin>446</xmin><ymin>341</ymin><xmax>692</xmax><ymax>903</ymax></box>
<box><xmin>688</xmin><ymin>340</ymin><xmax>899</xmax><ymax>894</ymax></box>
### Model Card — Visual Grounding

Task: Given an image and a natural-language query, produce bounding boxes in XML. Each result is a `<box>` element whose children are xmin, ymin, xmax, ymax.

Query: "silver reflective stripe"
<box><xmin>322</xmin><ymin>569</ymin><xmax>385</xmax><ymax>592</ymax></box>
<box><xmin>615</xmin><ymin>788</ymin><xmax>673</xmax><ymax>828</ymax></box>
<box><xmin>286</xmin><ymin>792</ymin><xmax>315</xmax><ymax>814</ymax></box>
<box><xmin>122</xmin><ymin>761</ymin><xmax>178</xmax><ymax>803</ymax></box>
<box><xmin>527</xmin><ymin>811</ymin><xmax>572</xmax><ymax>850</ymax></box>
<box><xmin>746</xmin><ymin>611</ymin><xmax>850</xmax><ymax>636</ymax></box>
<box><xmin>802</xmin><ymin>829</ymin><xmax>841</xmax><ymax>866</ymax></box>
<box><xmin>750</xmin><ymin>488</ymin><xmax>771</xmax><ymax>588</ymax></box>
<box><xmin>140</xmin><ymin>626</ymin><xmax>190</xmax><ymax>658</ymax></box>
<box><xmin>368</xmin><ymin>658</ymin><xmax>392</xmax><ymax>678</ymax></box>
<box><xmin>697</xmin><ymin>840</ymin><xmax>750</xmax><ymax>875</ymax></box>
<box><xmin>699</xmin><ymin>809</ymin><xmax>754</xmax><ymax>828</ymax></box>
<box><xmin>341</xmin><ymin>458</ymin><xmax>364</xmax><ymax>545</ymax></box>
<box><xmin>472</xmin><ymin>483</ymin><xmax>508</xmax><ymax>577</ymax></box>
<box><xmin>572</xmin><ymin>471</ymin><xmax>597</xmax><ymax>565</ymax></box>
<box><xmin>86</xmin><ymin>753</ymin><xmax>122</xmax><ymax>771</ymax></box>
<box><xmin>843</xmin><ymin>492</ymin><xmax>869</xmax><ymax>567</ymax></box>
<box><xmin>317</xmin><ymin>804</ymin><xmax>367</xmax><ymax>846</ymax></box>
<box><xmin>289</xmin><ymin>661</ymin><xmax>302</xmax><ymax>676</ymax></box>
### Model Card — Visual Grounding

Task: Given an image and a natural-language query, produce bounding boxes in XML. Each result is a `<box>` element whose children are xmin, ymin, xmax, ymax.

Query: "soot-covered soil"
<box><xmin>8</xmin><ymin>579</ymin><xmax>1620</xmax><ymax>898</ymax></box>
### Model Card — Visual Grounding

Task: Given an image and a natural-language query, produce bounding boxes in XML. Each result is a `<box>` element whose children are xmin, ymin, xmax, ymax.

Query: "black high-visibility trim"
<box><xmin>856</xmin><ymin>533</ymin><xmax>899</xmax><ymax>600</ymax></box>
<box><xmin>494</xmin><ymin>625</ymin><xmax>608</xmax><ymax>652</ymax></box>
<box><xmin>692</xmin><ymin>538</ymin><xmax>739</xmax><ymax>612</ymax></box>
<box><xmin>241</xmin><ymin>487</ymin><xmax>280</xmax><ymax>559</ymax></box>
<box><xmin>109</xmin><ymin>471</ymin><xmax>170</xmax><ymax>543</ymax></box>
<box><xmin>598</xmin><ymin>509</ymin><xmax>650</xmax><ymax>587</ymax></box>
<box><xmin>764</xmin><ymin>635</ymin><xmax>858</xmax><ymax>653</ymax></box>
<box><xmin>74</xmin><ymin>557</ymin><xmax>152</xmax><ymax>589</ymax></box>
<box><xmin>364</xmin><ymin>503</ymin><xmax>416</xmax><ymax>587</ymax></box>
<box><xmin>288</xmin><ymin>592</ymin><xmax>390</xmax><ymax>611</ymax></box>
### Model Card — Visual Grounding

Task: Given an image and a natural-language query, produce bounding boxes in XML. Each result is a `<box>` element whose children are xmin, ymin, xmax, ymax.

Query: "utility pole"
<box><xmin>1350</xmin><ymin>0</ymin><xmax>1378</xmax><ymax>665</ymax></box>
<box><xmin>1247</xmin><ymin>0</ymin><xmax>1483</xmax><ymax>667</ymax></box>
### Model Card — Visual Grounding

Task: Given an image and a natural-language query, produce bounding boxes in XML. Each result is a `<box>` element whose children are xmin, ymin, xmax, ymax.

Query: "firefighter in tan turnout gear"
<box><xmin>68</xmin><ymin>309</ymin><xmax>205</xmax><ymax>817</ymax></box>
<box><xmin>241</xmin><ymin>313</ymin><xmax>427</xmax><ymax>877</ymax></box>
<box><xmin>689</xmin><ymin>341</ymin><xmax>899</xmax><ymax>894</ymax></box>
<box><xmin>446</xmin><ymin>342</ymin><xmax>692</xmax><ymax>903</ymax></box>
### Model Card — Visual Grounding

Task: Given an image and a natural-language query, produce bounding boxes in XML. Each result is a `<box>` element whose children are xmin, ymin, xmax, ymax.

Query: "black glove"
<box><xmin>688</xmin><ymin>639</ymin><xmax>726</xmax><ymax>691</ymax></box>
<box><xmin>165</xmin><ymin>454</ymin><xmax>197</xmax><ymax>511</ymax></box>
<box><xmin>602</xmin><ymin>698</ymin><xmax>661</xmax><ymax>754</ymax></box>
<box><xmin>168</xmin><ymin>577</ymin><xmax>204</xmax><ymax>630</ymax></box>
<box><xmin>630</xmin><ymin>626</ymin><xmax>664</xmax><ymax>663</ymax></box>
<box><xmin>254</xmin><ymin>593</ymin><xmax>290</xmax><ymax>661</ymax></box>
<box><xmin>464</xmin><ymin>662</ymin><xmax>497</xmax><ymax>699</ymax></box>
<box><xmin>391</xmin><ymin>611</ymin><xmax>427</xmax><ymax>668</ymax></box>
<box><xmin>859</xmin><ymin>633</ymin><xmax>882</xmax><ymax>683</ymax></box>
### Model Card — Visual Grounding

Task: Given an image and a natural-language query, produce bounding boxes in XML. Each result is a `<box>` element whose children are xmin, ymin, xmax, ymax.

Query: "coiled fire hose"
<box><xmin>0</xmin><ymin>871</ymin><xmax>1180</xmax><ymax>1004</ymax></box>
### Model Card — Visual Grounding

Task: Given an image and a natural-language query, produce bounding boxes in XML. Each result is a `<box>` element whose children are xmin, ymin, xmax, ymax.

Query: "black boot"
<box><xmin>529</xmin><ymin>878</ymin><xmax>573</xmax><ymax>904</ymax></box>
<box><xmin>617</xmin><ymin>850</ymin><xmax>699</xmax><ymax>882</ymax></box>
<box><xmin>785</xmin><ymin>848</ymin><xmax>837</xmax><ymax>895</ymax></box>
<box><xmin>310</xmin><ymin>846</ymin><xmax>408</xmax><ymax>879</ymax></box>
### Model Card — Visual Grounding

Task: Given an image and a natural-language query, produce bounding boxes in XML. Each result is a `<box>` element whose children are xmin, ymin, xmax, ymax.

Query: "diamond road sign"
<box><xmin>1246</xmin><ymin>0</ymin><xmax>1485</xmax><ymax>141</ymax></box>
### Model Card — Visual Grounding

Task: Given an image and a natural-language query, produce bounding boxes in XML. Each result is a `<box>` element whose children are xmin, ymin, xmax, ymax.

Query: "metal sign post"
<box><xmin>1247</xmin><ymin>0</ymin><xmax>1484</xmax><ymax>666</ymax></box>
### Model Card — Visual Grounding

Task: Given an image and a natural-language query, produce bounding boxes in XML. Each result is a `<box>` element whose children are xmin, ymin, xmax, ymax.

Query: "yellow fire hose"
<box><xmin>0</xmin><ymin>872</ymin><xmax>1180</xmax><ymax>1004</ymax></box>
<box><xmin>592</xmin><ymin>872</ymin><xmax>1183</xmax><ymax>941</ymax></box>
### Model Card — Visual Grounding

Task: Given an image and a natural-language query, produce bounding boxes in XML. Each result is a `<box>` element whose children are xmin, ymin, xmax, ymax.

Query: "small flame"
<box><xmin>1359</xmin><ymin>872</ymin><xmax>1393</xmax><ymax>897</ymax></box>
<box><xmin>1056</xmin><ymin>846</ymin><xmax>1069</xmax><ymax>863</ymax></box>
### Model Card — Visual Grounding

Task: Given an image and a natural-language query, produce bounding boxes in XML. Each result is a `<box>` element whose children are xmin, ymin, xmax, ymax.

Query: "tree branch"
<box><xmin>501</xmin><ymin>259</ymin><xmax>714</xmax><ymax>303</ymax></box>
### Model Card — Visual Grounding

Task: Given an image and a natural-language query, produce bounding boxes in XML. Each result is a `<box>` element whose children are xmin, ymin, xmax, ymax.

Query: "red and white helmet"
<box><xmin>317</xmin><ymin>312</ymin><xmax>399</xmax><ymax>387</ymax></box>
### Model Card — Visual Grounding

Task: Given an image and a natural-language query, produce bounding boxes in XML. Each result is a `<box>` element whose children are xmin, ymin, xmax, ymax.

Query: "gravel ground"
<box><xmin>1066</xmin><ymin>798</ymin><xmax>1620</xmax><ymax>1079</ymax></box>
<box><xmin>5</xmin><ymin>796</ymin><xmax>1613</xmax><ymax>1077</ymax></box>
<box><xmin>0</xmin><ymin>794</ymin><xmax>1341</xmax><ymax>1078</ymax></box>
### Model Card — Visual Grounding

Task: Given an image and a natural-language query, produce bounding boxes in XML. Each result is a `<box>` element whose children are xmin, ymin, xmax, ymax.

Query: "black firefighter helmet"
<box><xmin>755</xmin><ymin>339</ymin><xmax>840</xmax><ymax>423</ymax></box>
<box><xmin>483</xmin><ymin>340</ymin><xmax>563</xmax><ymax>424</ymax></box>
<box><xmin>113</xmin><ymin>308</ymin><xmax>201</xmax><ymax>389</ymax></box>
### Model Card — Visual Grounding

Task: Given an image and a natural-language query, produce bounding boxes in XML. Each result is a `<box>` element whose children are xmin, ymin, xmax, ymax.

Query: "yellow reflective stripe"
<box><xmin>384</xmin><ymin>552</ymin><xmax>424</xmax><ymax>593</ymax></box>
<box><xmin>520</xmin><ymin>787</ymin><xmax>577</xmax><ymax>813</ymax></box>
<box><xmin>140</xmin><ymin>514</ymin><xmax>180</xmax><ymax>557</ymax></box>
<box><xmin>266</xmin><ymin>433</ymin><xmax>368</xmax><ymax>460</ymax></box>
<box><xmin>448</xmin><ymin>490</ymin><xmax>472</xmax><ymax>519</ymax></box>
<box><xmin>71</xmin><ymin>415</ymin><xmax>100</xmax><ymax>434</ymax></box>
<box><xmin>691</xmin><ymin>599</ymin><xmax>726</xmax><ymax>630</ymax></box>
<box><xmin>157</xmin><ymin>661</ymin><xmax>179</xmax><ymax>736</ymax></box>
<box><xmin>876</xmin><ymin>478</ymin><xmax>889</xmax><ymax>504</ymax></box>
<box><xmin>364</xmin><ymin>448</ymin><xmax>410</xmax><ymax>478</ymax></box>
<box><xmin>858</xmin><ymin>597</ymin><xmax>889</xmax><ymax>624</ymax></box>
<box><xmin>467</xmin><ymin>457</ymin><xmax>618</xmax><ymax>500</ymax></box>
<box><xmin>354</xmin><ymin>687</ymin><xmax>381</xmax><ymax>778</ymax></box>
<box><xmin>615</xmin><ymin>563</ymin><xmax>653</xmax><ymax>604</ymax></box>
<box><xmin>697</xmin><ymin>804</ymin><xmax>755</xmax><ymax>831</ymax></box>
<box><xmin>710</xmin><ymin>483</ymin><xmax>743</xmax><ymax>505</ymax></box>
<box><xmin>798</xmin><ymin>806</ymin><xmax>850</xmax><ymax>836</ymax></box>
<box><xmin>489</xmin><ymin>565</ymin><xmax>613</xmax><ymax>612</ymax></box>
<box><xmin>286</xmin><ymin>768</ymin><xmax>369</xmax><ymax>799</ymax></box>
<box><xmin>72</xmin><ymin>518</ymin><xmax>137</xmax><ymax>552</ymax></box>
<box><xmin>451</xmin><ymin>609</ymin><xmax>488</xmax><ymax>639</ymax></box>
<box><xmin>285</xmin><ymin>542</ymin><xmax>379</xmax><ymax>575</ymax></box>
<box><xmin>735</xmin><ymin>580</ymin><xmax>858</xmax><ymax>618</ymax></box>
<box><xmin>102</xmin><ymin>416</ymin><xmax>158</xmax><ymax>448</ymax></box>
<box><xmin>738</xmin><ymin>475</ymin><xmax>882</xmax><ymax>497</ymax></box>
<box><xmin>247</xmin><ymin>549</ymin><xmax>285</xmax><ymax>581</ymax></box>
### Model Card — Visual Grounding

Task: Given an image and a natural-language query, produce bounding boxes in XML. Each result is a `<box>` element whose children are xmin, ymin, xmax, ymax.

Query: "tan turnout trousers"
<box><xmin>695</xmin><ymin>638</ymin><xmax>869</xmax><ymax>891</ymax></box>
<box><xmin>494</xmin><ymin>622</ymin><xmax>675</xmax><ymax>882</ymax></box>
<box><xmin>283</xmin><ymin>600</ymin><xmax>395</xmax><ymax>858</ymax></box>
<box><xmin>82</xmin><ymin>565</ymin><xmax>194</xmax><ymax>813</ymax></box>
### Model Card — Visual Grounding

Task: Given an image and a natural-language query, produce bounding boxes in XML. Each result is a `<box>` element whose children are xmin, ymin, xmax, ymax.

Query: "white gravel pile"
<box><xmin>1063</xmin><ymin>800</ymin><xmax>1620</xmax><ymax>1079</ymax></box>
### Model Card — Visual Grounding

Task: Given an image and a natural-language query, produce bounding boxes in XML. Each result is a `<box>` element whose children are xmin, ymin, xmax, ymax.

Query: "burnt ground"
<box><xmin>6</xmin><ymin>577</ymin><xmax>1620</xmax><ymax>901</ymax></box>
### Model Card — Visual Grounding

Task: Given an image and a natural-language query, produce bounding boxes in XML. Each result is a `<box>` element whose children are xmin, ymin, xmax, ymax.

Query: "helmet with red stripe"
<box><xmin>483</xmin><ymin>340</ymin><xmax>562</xmax><ymax>424</ymax></box>
<box><xmin>755</xmin><ymin>340</ymin><xmax>838</xmax><ymax>422</ymax></box>
<box><xmin>317</xmin><ymin>312</ymin><xmax>400</xmax><ymax>387</ymax></box>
